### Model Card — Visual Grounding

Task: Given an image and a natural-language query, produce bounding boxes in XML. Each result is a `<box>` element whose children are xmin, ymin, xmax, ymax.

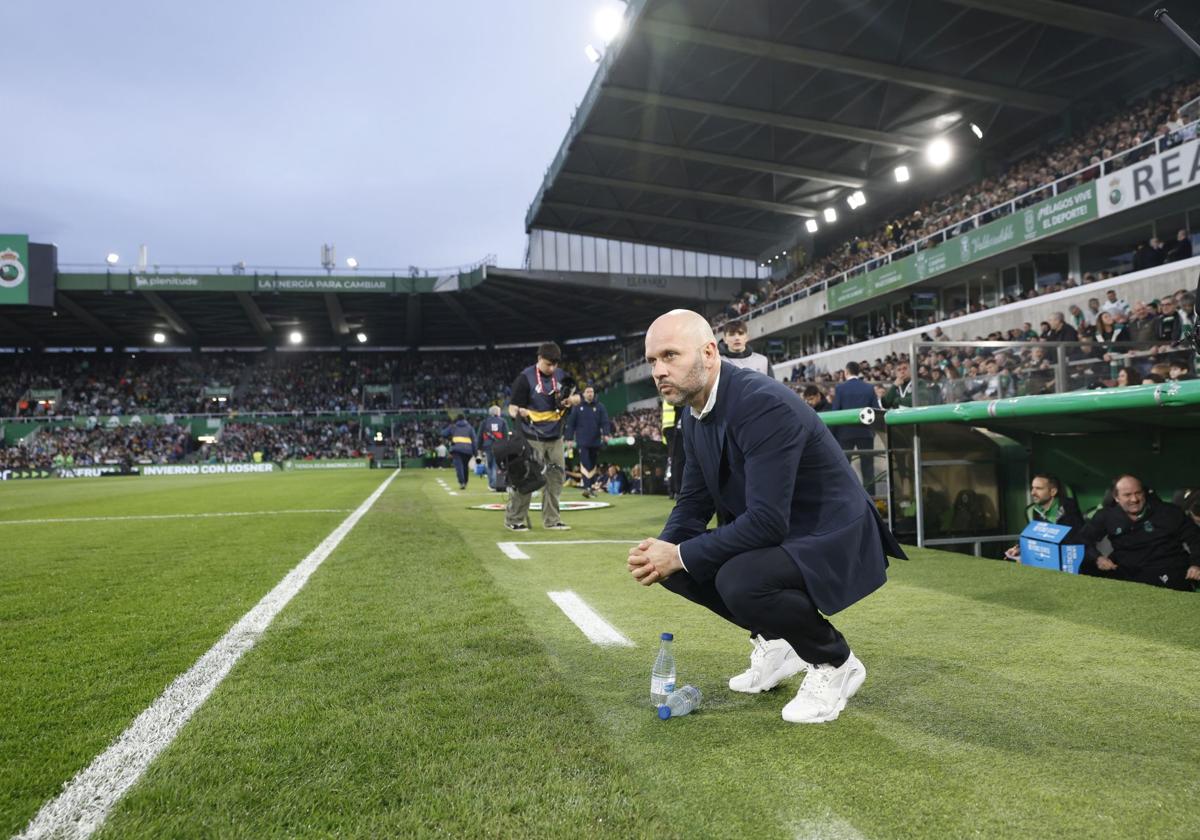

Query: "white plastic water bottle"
<box><xmin>657</xmin><ymin>685</ymin><xmax>702</xmax><ymax>720</ymax></box>
<box><xmin>650</xmin><ymin>632</ymin><xmax>676</xmax><ymax>706</ymax></box>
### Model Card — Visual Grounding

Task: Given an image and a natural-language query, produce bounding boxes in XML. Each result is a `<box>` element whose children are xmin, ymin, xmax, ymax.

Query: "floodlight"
<box><xmin>846</xmin><ymin>190</ymin><xmax>866</xmax><ymax>209</ymax></box>
<box><xmin>346</xmin><ymin>257</ymin><xmax>358</xmax><ymax>269</ymax></box>
<box><xmin>970</xmin><ymin>123</ymin><xmax>984</xmax><ymax>140</ymax></box>
<box><xmin>356</xmin><ymin>331</ymin><xmax>368</xmax><ymax>343</ymax></box>
<box><xmin>152</xmin><ymin>331</ymin><xmax>166</xmax><ymax>344</ymax></box>
<box><xmin>823</xmin><ymin>207</ymin><xmax>837</xmax><ymax>223</ymax></box>
<box><xmin>805</xmin><ymin>219</ymin><xmax>819</xmax><ymax>233</ymax></box>
<box><xmin>894</xmin><ymin>165</ymin><xmax>910</xmax><ymax>183</ymax></box>
<box><xmin>926</xmin><ymin>138</ymin><xmax>953</xmax><ymax>167</ymax></box>
<box><xmin>584</xmin><ymin>44</ymin><xmax>602</xmax><ymax>63</ymax></box>
<box><xmin>595</xmin><ymin>6</ymin><xmax>624</xmax><ymax>44</ymax></box>
<box><xmin>105</xmin><ymin>253</ymin><xmax>119</xmax><ymax>265</ymax></box>
<box><xmin>289</xmin><ymin>330</ymin><xmax>303</xmax><ymax>345</ymax></box>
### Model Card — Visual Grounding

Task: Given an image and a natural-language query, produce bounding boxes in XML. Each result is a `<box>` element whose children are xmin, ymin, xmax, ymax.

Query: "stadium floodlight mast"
<box><xmin>289</xmin><ymin>330</ymin><xmax>303</xmax><ymax>345</ymax></box>
<box><xmin>926</xmin><ymin>138</ymin><xmax>953</xmax><ymax>167</ymax></box>
<box><xmin>594</xmin><ymin>4</ymin><xmax>625</xmax><ymax>44</ymax></box>
<box><xmin>894</xmin><ymin>165</ymin><xmax>911</xmax><ymax>183</ymax></box>
<box><xmin>805</xmin><ymin>219</ymin><xmax>819</xmax><ymax>233</ymax></box>
<box><xmin>105</xmin><ymin>252</ymin><xmax>119</xmax><ymax>266</ymax></box>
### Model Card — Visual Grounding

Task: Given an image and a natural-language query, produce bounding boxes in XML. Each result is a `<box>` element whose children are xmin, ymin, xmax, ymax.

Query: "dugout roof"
<box><xmin>526</xmin><ymin>0</ymin><xmax>1198</xmax><ymax>260</ymax></box>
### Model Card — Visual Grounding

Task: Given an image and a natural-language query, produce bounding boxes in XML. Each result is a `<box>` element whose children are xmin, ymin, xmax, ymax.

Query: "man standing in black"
<box><xmin>1078</xmin><ymin>475</ymin><xmax>1200</xmax><ymax>590</ymax></box>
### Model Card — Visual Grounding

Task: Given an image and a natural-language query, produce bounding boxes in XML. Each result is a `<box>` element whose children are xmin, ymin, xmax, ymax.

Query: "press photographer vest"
<box><xmin>521</xmin><ymin>365</ymin><xmax>567</xmax><ymax>440</ymax></box>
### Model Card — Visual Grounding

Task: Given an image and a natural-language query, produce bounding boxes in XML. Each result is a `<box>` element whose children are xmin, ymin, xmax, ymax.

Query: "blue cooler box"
<box><xmin>1018</xmin><ymin>520</ymin><xmax>1085</xmax><ymax>574</ymax></box>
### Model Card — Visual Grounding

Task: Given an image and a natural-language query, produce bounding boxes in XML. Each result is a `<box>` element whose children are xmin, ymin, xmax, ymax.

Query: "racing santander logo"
<box><xmin>0</xmin><ymin>247</ymin><xmax>25</xmax><ymax>289</ymax></box>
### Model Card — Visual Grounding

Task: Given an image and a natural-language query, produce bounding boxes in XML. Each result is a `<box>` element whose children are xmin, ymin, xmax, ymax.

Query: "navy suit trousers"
<box><xmin>662</xmin><ymin>545</ymin><xmax>851</xmax><ymax>666</ymax></box>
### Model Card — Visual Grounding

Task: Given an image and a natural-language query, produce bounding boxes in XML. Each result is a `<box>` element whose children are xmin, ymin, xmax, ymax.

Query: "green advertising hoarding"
<box><xmin>0</xmin><ymin>234</ymin><xmax>30</xmax><ymax>306</ymax></box>
<box><xmin>825</xmin><ymin>182</ymin><xmax>1098</xmax><ymax>313</ymax></box>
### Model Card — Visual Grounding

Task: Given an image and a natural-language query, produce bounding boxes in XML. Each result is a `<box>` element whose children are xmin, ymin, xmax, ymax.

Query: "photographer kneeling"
<box><xmin>504</xmin><ymin>342</ymin><xmax>581</xmax><ymax>532</ymax></box>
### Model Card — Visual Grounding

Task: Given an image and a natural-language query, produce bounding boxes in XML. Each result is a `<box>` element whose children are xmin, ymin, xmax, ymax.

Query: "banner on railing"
<box><xmin>1097</xmin><ymin>136</ymin><xmax>1200</xmax><ymax>216</ymax></box>
<box><xmin>826</xmin><ymin>182</ymin><xmax>1099</xmax><ymax>312</ymax></box>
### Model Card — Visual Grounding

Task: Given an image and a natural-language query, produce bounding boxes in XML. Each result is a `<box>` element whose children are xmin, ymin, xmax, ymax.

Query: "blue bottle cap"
<box><xmin>660</xmin><ymin>632</ymin><xmax>673</xmax><ymax>640</ymax></box>
<box><xmin>657</xmin><ymin>705</ymin><xmax>672</xmax><ymax>720</ymax></box>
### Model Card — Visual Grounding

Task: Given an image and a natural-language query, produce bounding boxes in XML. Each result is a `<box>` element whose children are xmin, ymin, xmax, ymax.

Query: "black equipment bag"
<box><xmin>493</xmin><ymin>426</ymin><xmax>546</xmax><ymax>495</ymax></box>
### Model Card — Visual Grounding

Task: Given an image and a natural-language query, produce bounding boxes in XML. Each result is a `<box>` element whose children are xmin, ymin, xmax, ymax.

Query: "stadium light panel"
<box><xmin>584</xmin><ymin>44</ymin><xmax>602</xmax><ymax>63</ymax></box>
<box><xmin>152</xmin><ymin>332</ymin><xmax>166</xmax><ymax>344</ymax></box>
<box><xmin>823</xmin><ymin>207</ymin><xmax>837</xmax><ymax>224</ymax></box>
<box><xmin>345</xmin><ymin>257</ymin><xmax>358</xmax><ymax>269</ymax></box>
<box><xmin>894</xmin><ymin>165</ymin><xmax>910</xmax><ymax>183</ymax></box>
<box><xmin>105</xmin><ymin>252</ymin><xmax>119</xmax><ymax>265</ymax></box>
<box><xmin>356</xmin><ymin>332</ymin><xmax>368</xmax><ymax>344</ymax></box>
<box><xmin>595</xmin><ymin>6</ymin><xmax>624</xmax><ymax>44</ymax></box>
<box><xmin>805</xmin><ymin>219</ymin><xmax>819</xmax><ymax>233</ymax></box>
<box><xmin>926</xmin><ymin>138</ymin><xmax>953</xmax><ymax>167</ymax></box>
<box><xmin>289</xmin><ymin>330</ymin><xmax>303</xmax><ymax>345</ymax></box>
<box><xmin>846</xmin><ymin>190</ymin><xmax>866</xmax><ymax>210</ymax></box>
<box><xmin>970</xmin><ymin>123</ymin><xmax>984</xmax><ymax>140</ymax></box>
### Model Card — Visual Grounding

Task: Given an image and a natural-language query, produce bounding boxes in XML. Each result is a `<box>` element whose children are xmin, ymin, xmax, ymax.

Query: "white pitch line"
<box><xmin>547</xmin><ymin>591</ymin><xmax>634</xmax><ymax>647</ymax></box>
<box><xmin>15</xmin><ymin>469</ymin><xmax>401</xmax><ymax>840</ymax></box>
<box><xmin>496</xmin><ymin>539</ymin><xmax>639</xmax><ymax>560</ymax></box>
<box><xmin>0</xmin><ymin>510</ymin><xmax>354</xmax><ymax>527</ymax></box>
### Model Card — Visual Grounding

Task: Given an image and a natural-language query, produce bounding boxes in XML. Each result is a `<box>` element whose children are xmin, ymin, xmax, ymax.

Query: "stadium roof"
<box><xmin>0</xmin><ymin>266</ymin><xmax>732</xmax><ymax>349</ymax></box>
<box><xmin>526</xmin><ymin>0</ymin><xmax>1197</xmax><ymax>261</ymax></box>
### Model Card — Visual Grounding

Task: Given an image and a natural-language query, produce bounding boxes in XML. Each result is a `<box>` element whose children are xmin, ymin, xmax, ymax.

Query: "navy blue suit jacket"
<box><xmin>831</xmin><ymin>377</ymin><xmax>879</xmax><ymax>444</ymax></box>
<box><xmin>659</xmin><ymin>362</ymin><xmax>905</xmax><ymax>615</ymax></box>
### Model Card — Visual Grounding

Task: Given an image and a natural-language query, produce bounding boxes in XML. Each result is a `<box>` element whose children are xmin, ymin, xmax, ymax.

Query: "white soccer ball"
<box><xmin>858</xmin><ymin>407</ymin><xmax>875</xmax><ymax>426</ymax></box>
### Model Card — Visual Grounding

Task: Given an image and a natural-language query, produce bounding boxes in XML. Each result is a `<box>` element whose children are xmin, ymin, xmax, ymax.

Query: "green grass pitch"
<box><xmin>1</xmin><ymin>469</ymin><xmax>1198</xmax><ymax>838</ymax></box>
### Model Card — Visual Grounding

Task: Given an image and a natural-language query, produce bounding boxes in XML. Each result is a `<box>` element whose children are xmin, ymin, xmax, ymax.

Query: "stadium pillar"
<box><xmin>1067</xmin><ymin>245</ymin><xmax>1081</xmax><ymax>284</ymax></box>
<box><xmin>913</xmin><ymin>426</ymin><xmax>925</xmax><ymax>549</ymax></box>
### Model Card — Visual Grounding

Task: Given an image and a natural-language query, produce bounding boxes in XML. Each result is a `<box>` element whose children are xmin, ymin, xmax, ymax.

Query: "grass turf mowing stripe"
<box><xmin>0</xmin><ymin>510</ymin><xmax>353</xmax><ymax>526</ymax></box>
<box><xmin>15</xmin><ymin>471</ymin><xmax>399</xmax><ymax>840</ymax></box>
<box><xmin>547</xmin><ymin>590</ymin><xmax>635</xmax><ymax>647</ymax></box>
<box><xmin>497</xmin><ymin>539</ymin><xmax>638</xmax><ymax>559</ymax></box>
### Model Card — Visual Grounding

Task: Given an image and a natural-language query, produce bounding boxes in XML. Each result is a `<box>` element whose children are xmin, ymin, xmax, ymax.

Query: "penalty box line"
<box><xmin>497</xmin><ymin>539</ymin><xmax>640</xmax><ymax>560</ymax></box>
<box><xmin>15</xmin><ymin>469</ymin><xmax>401</xmax><ymax>840</ymax></box>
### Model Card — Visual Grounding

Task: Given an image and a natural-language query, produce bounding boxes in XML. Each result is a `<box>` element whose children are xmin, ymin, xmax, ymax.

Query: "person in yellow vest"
<box><xmin>662</xmin><ymin>398</ymin><xmax>683</xmax><ymax>498</ymax></box>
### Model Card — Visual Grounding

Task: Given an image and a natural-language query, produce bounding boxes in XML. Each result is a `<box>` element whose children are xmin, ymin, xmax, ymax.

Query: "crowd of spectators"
<box><xmin>1</xmin><ymin>423</ymin><xmax>193</xmax><ymax>471</ymax></box>
<box><xmin>610</xmin><ymin>408</ymin><xmax>661</xmax><ymax>443</ymax></box>
<box><xmin>200</xmin><ymin>420</ymin><xmax>371</xmax><ymax>462</ymax></box>
<box><xmin>0</xmin><ymin>343</ymin><xmax>625</xmax><ymax>419</ymax></box>
<box><xmin>791</xmin><ymin>287</ymin><xmax>1197</xmax><ymax>408</ymax></box>
<box><xmin>716</xmin><ymin>77</ymin><xmax>1200</xmax><ymax>327</ymax></box>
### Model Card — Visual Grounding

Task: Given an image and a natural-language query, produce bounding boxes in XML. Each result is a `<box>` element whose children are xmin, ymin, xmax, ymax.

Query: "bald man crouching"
<box><xmin>628</xmin><ymin>310</ymin><xmax>906</xmax><ymax>723</ymax></box>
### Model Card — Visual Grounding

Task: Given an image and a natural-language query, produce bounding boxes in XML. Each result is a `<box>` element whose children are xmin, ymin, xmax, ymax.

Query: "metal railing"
<box><xmin>728</xmin><ymin>116</ymin><xmax>1200</xmax><ymax>325</ymax></box>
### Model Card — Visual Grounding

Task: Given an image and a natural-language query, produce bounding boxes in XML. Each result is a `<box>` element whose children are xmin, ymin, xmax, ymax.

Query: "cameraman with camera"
<box><xmin>505</xmin><ymin>342</ymin><xmax>581</xmax><ymax>532</ymax></box>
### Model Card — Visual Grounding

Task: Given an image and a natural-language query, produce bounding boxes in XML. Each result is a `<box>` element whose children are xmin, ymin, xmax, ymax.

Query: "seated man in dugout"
<box><xmin>1077</xmin><ymin>475</ymin><xmax>1200</xmax><ymax>591</ymax></box>
<box><xmin>1005</xmin><ymin>474</ymin><xmax>1086</xmax><ymax>561</ymax></box>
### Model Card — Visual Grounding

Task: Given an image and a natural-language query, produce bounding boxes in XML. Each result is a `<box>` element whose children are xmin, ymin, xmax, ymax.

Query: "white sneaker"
<box><xmin>728</xmin><ymin>636</ymin><xmax>807</xmax><ymax>694</ymax></box>
<box><xmin>780</xmin><ymin>652</ymin><xmax>865</xmax><ymax>724</ymax></box>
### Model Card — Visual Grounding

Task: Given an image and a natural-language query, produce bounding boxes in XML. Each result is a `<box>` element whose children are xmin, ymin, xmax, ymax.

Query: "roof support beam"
<box><xmin>235</xmin><ymin>292</ymin><xmax>274</xmax><ymax>342</ymax></box>
<box><xmin>405</xmin><ymin>293</ymin><xmax>421</xmax><ymax>347</ymax></box>
<box><xmin>323</xmin><ymin>292</ymin><xmax>349</xmax><ymax>336</ymax></box>
<box><xmin>939</xmin><ymin>0</ymin><xmax>1174</xmax><ymax>49</ymax></box>
<box><xmin>441</xmin><ymin>293</ymin><xmax>491</xmax><ymax>345</ymax></box>
<box><xmin>581</xmin><ymin>133</ymin><xmax>866</xmax><ymax>188</ymax></box>
<box><xmin>640</xmin><ymin>19</ymin><xmax>1069</xmax><ymax>113</ymax></box>
<box><xmin>605</xmin><ymin>86</ymin><xmax>924</xmax><ymax>152</ymax></box>
<box><xmin>542</xmin><ymin>200</ymin><xmax>785</xmax><ymax>241</ymax></box>
<box><xmin>54</xmin><ymin>292</ymin><xmax>122</xmax><ymax>345</ymax></box>
<box><xmin>141</xmin><ymin>291</ymin><xmax>195</xmax><ymax>341</ymax></box>
<box><xmin>559</xmin><ymin>171</ymin><xmax>817</xmax><ymax>217</ymax></box>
